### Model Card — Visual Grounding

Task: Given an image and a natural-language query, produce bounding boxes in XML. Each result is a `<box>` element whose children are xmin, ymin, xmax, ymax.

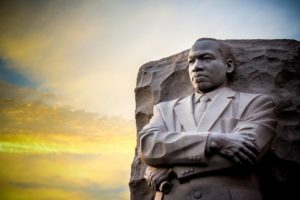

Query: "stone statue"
<box><xmin>137</xmin><ymin>38</ymin><xmax>277</xmax><ymax>200</ymax></box>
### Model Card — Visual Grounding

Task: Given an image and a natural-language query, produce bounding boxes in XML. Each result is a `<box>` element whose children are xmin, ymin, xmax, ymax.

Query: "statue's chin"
<box><xmin>194</xmin><ymin>81</ymin><xmax>227</xmax><ymax>93</ymax></box>
<box><xmin>195</xmin><ymin>84</ymin><xmax>215</xmax><ymax>93</ymax></box>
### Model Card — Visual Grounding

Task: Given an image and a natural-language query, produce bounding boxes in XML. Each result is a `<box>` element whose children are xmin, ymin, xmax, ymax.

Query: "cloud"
<box><xmin>0</xmin><ymin>81</ymin><xmax>135</xmax><ymax>198</ymax></box>
<box><xmin>0</xmin><ymin>153</ymin><xmax>132</xmax><ymax>200</ymax></box>
<box><xmin>0</xmin><ymin>81</ymin><xmax>135</xmax><ymax>154</ymax></box>
<box><xmin>1</xmin><ymin>180</ymin><xmax>127</xmax><ymax>200</ymax></box>
<box><xmin>0</xmin><ymin>0</ymin><xmax>299</xmax><ymax>119</ymax></box>
<box><xmin>0</xmin><ymin>0</ymin><xmax>138</xmax><ymax>118</ymax></box>
<box><xmin>1</xmin><ymin>176</ymin><xmax>128</xmax><ymax>200</ymax></box>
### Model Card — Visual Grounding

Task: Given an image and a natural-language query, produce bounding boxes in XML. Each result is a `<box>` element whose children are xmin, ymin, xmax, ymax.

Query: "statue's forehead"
<box><xmin>191</xmin><ymin>40</ymin><xmax>220</xmax><ymax>51</ymax></box>
<box><xmin>189</xmin><ymin>40</ymin><xmax>220</xmax><ymax>57</ymax></box>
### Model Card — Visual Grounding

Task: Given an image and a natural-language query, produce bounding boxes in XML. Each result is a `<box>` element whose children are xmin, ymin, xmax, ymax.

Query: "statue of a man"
<box><xmin>138</xmin><ymin>38</ymin><xmax>277</xmax><ymax>200</ymax></box>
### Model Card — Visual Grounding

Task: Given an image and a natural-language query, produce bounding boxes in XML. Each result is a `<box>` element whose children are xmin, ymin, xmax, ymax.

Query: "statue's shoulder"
<box><xmin>155</xmin><ymin>95</ymin><xmax>191</xmax><ymax>109</ymax></box>
<box><xmin>237</xmin><ymin>90</ymin><xmax>274</xmax><ymax>104</ymax></box>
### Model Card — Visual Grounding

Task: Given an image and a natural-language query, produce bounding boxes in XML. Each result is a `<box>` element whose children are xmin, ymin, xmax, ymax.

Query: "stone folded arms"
<box><xmin>139</xmin><ymin>129</ymin><xmax>240</xmax><ymax>181</ymax></box>
<box><xmin>138</xmin><ymin>95</ymin><xmax>276</xmax><ymax>180</ymax></box>
<box><xmin>139</xmin><ymin>129</ymin><xmax>274</xmax><ymax>180</ymax></box>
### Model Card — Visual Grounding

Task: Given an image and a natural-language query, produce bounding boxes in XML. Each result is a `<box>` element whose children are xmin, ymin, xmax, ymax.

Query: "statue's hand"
<box><xmin>208</xmin><ymin>132</ymin><xmax>260</xmax><ymax>166</ymax></box>
<box><xmin>146</xmin><ymin>168</ymin><xmax>174</xmax><ymax>192</ymax></box>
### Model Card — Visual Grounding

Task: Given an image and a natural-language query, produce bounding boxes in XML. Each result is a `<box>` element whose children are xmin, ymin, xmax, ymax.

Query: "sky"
<box><xmin>0</xmin><ymin>0</ymin><xmax>299</xmax><ymax>199</ymax></box>
<box><xmin>0</xmin><ymin>0</ymin><xmax>299</xmax><ymax>119</ymax></box>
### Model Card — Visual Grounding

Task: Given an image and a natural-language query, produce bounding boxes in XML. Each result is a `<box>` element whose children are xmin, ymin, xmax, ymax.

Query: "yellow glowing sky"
<box><xmin>0</xmin><ymin>81</ymin><xmax>135</xmax><ymax>199</ymax></box>
<box><xmin>0</xmin><ymin>81</ymin><xmax>135</xmax><ymax>154</ymax></box>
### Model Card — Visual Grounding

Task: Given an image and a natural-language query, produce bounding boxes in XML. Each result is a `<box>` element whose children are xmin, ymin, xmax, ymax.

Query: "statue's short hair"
<box><xmin>194</xmin><ymin>38</ymin><xmax>235</xmax><ymax>81</ymax></box>
<box><xmin>194</xmin><ymin>38</ymin><xmax>234</xmax><ymax>62</ymax></box>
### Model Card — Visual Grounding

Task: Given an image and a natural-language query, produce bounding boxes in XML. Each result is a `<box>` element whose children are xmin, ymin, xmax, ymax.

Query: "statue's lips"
<box><xmin>194</xmin><ymin>74</ymin><xmax>208</xmax><ymax>82</ymax></box>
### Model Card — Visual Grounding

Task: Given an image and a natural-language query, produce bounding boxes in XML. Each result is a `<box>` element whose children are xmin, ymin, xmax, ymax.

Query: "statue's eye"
<box><xmin>203</xmin><ymin>55</ymin><xmax>213</xmax><ymax>60</ymax></box>
<box><xmin>188</xmin><ymin>58</ymin><xmax>195</xmax><ymax>64</ymax></box>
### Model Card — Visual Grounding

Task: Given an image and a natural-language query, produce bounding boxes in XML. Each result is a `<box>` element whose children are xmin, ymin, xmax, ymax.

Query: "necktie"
<box><xmin>194</xmin><ymin>95</ymin><xmax>210</xmax><ymax>124</ymax></box>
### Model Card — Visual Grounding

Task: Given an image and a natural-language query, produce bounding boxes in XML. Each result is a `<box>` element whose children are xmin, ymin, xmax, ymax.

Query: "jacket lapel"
<box><xmin>174</xmin><ymin>95</ymin><xmax>197</xmax><ymax>131</ymax></box>
<box><xmin>197</xmin><ymin>87</ymin><xmax>236</xmax><ymax>132</ymax></box>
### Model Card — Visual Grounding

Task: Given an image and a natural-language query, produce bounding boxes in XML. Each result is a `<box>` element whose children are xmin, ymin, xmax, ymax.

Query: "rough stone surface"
<box><xmin>130</xmin><ymin>39</ymin><xmax>300</xmax><ymax>200</ymax></box>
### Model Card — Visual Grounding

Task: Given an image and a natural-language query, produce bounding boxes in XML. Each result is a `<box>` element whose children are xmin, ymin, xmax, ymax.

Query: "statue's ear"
<box><xmin>226</xmin><ymin>58</ymin><xmax>234</xmax><ymax>73</ymax></box>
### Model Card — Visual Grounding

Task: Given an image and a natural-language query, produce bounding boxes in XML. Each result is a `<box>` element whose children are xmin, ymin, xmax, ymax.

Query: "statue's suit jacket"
<box><xmin>139</xmin><ymin>87</ymin><xmax>276</xmax><ymax>200</ymax></box>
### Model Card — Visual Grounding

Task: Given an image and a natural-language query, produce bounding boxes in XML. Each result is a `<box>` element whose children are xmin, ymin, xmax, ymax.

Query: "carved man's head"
<box><xmin>188</xmin><ymin>38</ymin><xmax>235</xmax><ymax>93</ymax></box>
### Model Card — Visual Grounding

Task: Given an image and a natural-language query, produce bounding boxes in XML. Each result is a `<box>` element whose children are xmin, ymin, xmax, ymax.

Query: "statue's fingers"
<box><xmin>240</xmin><ymin>146</ymin><xmax>257</xmax><ymax>165</ymax></box>
<box><xmin>149</xmin><ymin>169</ymin><xmax>165</xmax><ymax>191</ymax></box>
<box><xmin>146</xmin><ymin>172</ymin><xmax>152</xmax><ymax>186</ymax></box>
<box><xmin>220</xmin><ymin>148</ymin><xmax>238</xmax><ymax>163</ymax></box>
<box><xmin>231</xmin><ymin>154</ymin><xmax>242</xmax><ymax>165</ymax></box>
<box><xmin>243</xmin><ymin>140</ymin><xmax>260</xmax><ymax>155</ymax></box>
<box><xmin>149</xmin><ymin>173</ymin><xmax>156</xmax><ymax>191</ymax></box>
<box><xmin>154</xmin><ymin>169</ymin><xmax>170</xmax><ymax>190</ymax></box>
<box><xmin>239</xmin><ymin>132</ymin><xmax>255</xmax><ymax>140</ymax></box>
<box><xmin>220</xmin><ymin>147</ymin><xmax>235</xmax><ymax>157</ymax></box>
<box><xmin>236</xmin><ymin>150</ymin><xmax>256</xmax><ymax>166</ymax></box>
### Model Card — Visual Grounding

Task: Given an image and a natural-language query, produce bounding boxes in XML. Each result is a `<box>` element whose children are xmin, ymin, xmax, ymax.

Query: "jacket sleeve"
<box><xmin>138</xmin><ymin>103</ymin><xmax>210</xmax><ymax>167</ymax></box>
<box><xmin>232</xmin><ymin>94</ymin><xmax>277</xmax><ymax>158</ymax></box>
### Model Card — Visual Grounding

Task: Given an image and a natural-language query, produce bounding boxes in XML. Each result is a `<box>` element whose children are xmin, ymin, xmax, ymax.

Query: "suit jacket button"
<box><xmin>193</xmin><ymin>190</ymin><xmax>202</xmax><ymax>199</ymax></box>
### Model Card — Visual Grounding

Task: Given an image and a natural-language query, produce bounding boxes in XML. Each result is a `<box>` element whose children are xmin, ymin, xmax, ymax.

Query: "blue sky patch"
<box><xmin>0</xmin><ymin>59</ymin><xmax>36</xmax><ymax>88</ymax></box>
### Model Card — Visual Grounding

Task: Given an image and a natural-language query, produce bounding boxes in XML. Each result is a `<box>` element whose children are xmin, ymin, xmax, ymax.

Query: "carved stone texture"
<box><xmin>130</xmin><ymin>39</ymin><xmax>300</xmax><ymax>200</ymax></box>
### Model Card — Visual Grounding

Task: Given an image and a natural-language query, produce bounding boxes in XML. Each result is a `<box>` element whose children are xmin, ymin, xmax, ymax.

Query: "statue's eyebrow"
<box><xmin>188</xmin><ymin>52</ymin><xmax>214</xmax><ymax>60</ymax></box>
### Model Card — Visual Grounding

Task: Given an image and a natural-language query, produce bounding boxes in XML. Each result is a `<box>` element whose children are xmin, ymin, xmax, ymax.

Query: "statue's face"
<box><xmin>188</xmin><ymin>40</ymin><xmax>231</xmax><ymax>93</ymax></box>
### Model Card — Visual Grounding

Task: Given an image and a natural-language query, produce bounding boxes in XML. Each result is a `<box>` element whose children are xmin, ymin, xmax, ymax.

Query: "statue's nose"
<box><xmin>192</xmin><ymin>59</ymin><xmax>204</xmax><ymax>71</ymax></box>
